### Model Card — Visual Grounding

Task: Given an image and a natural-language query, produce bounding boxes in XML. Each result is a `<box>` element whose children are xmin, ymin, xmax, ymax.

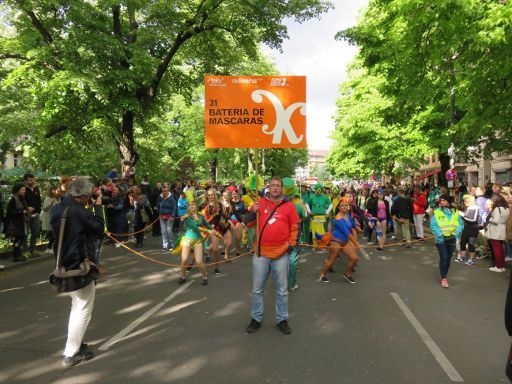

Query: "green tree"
<box><xmin>1</xmin><ymin>0</ymin><xmax>332</xmax><ymax>167</ymax></box>
<box><xmin>338</xmin><ymin>0</ymin><xmax>512</xmax><ymax>183</ymax></box>
<box><xmin>328</xmin><ymin>61</ymin><xmax>431</xmax><ymax>179</ymax></box>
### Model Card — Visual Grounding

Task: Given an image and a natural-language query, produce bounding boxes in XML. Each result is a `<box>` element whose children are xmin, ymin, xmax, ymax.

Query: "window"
<box><xmin>13</xmin><ymin>153</ymin><xmax>20</xmax><ymax>167</ymax></box>
<box><xmin>495</xmin><ymin>171</ymin><xmax>508</xmax><ymax>184</ymax></box>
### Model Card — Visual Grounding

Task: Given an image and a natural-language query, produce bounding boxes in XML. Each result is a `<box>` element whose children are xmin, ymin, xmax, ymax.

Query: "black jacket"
<box><xmin>366</xmin><ymin>198</ymin><xmax>390</xmax><ymax>219</ymax></box>
<box><xmin>24</xmin><ymin>186</ymin><xmax>42</xmax><ymax>214</ymax></box>
<box><xmin>50</xmin><ymin>196</ymin><xmax>104</xmax><ymax>271</ymax></box>
<box><xmin>391</xmin><ymin>195</ymin><xmax>413</xmax><ymax>220</ymax></box>
<box><xmin>4</xmin><ymin>196</ymin><xmax>28</xmax><ymax>237</ymax></box>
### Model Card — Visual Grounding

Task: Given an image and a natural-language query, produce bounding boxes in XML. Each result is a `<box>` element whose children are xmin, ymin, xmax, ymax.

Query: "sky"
<box><xmin>262</xmin><ymin>0</ymin><xmax>369</xmax><ymax>151</ymax></box>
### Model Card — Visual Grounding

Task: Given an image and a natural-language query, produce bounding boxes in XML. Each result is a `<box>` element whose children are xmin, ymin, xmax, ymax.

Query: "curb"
<box><xmin>0</xmin><ymin>251</ymin><xmax>53</xmax><ymax>273</ymax></box>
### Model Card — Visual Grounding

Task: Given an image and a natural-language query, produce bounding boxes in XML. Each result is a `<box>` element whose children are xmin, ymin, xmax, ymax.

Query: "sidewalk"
<box><xmin>0</xmin><ymin>246</ymin><xmax>53</xmax><ymax>272</ymax></box>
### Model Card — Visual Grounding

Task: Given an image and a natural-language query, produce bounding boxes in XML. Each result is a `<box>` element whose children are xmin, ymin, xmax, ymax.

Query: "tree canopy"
<box><xmin>329</xmin><ymin>0</ymin><xmax>512</xmax><ymax>180</ymax></box>
<box><xmin>0</xmin><ymin>0</ymin><xmax>330</xmax><ymax>178</ymax></box>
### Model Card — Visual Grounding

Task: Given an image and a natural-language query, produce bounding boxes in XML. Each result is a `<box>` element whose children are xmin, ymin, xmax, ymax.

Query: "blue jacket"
<box><xmin>157</xmin><ymin>194</ymin><xmax>177</xmax><ymax>216</ymax></box>
<box><xmin>430</xmin><ymin>207</ymin><xmax>463</xmax><ymax>243</ymax></box>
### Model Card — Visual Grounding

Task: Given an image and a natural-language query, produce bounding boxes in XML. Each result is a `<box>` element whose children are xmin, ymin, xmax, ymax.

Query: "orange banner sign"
<box><xmin>204</xmin><ymin>76</ymin><xmax>307</xmax><ymax>148</ymax></box>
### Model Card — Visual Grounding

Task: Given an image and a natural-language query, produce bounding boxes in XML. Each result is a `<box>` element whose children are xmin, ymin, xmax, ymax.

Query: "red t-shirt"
<box><xmin>258</xmin><ymin>197</ymin><xmax>299</xmax><ymax>247</ymax></box>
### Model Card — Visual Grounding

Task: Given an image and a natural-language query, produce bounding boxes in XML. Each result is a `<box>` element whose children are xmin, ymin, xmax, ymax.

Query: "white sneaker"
<box><xmin>115</xmin><ymin>243</ymin><xmax>121</xmax><ymax>248</ymax></box>
<box><xmin>489</xmin><ymin>266</ymin><xmax>506</xmax><ymax>273</ymax></box>
<box><xmin>289</xmin><ymin>284</ymin><xmax>299</xmax><ymax>291</ymax></box>
<box><xmin>45</xmin><ymin>248</ymin><xmax>53</xmax><ymax>254</ymax></box>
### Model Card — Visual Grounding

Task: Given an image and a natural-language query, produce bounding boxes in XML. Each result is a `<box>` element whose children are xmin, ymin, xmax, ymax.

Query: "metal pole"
<box><xmin>255</xmin><ymin>148</ymin><xmax>259</xmax><ymax>256</ymax></box>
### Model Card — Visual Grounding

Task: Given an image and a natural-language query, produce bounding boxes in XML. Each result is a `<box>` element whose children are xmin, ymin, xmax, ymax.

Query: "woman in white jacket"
<box><xmin>485</xmin><ymin>194</ymin><xmax>510</xmax><ymax>272</ymax></box>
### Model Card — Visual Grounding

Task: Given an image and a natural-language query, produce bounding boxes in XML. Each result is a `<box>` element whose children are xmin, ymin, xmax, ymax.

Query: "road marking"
<box><xmin>0</xmin><ymin>287</ymin><xmax>24</xmax><ymax>293</ymax></box>
<box><xmin>390</xmin><ymin>292</ymin><xmax>463</xmax><ymax>382</ymax></box>
<box><xmin>99</xmin><ymin>281</ymin><xmax>193</xmax><ymax>351</ymax></box>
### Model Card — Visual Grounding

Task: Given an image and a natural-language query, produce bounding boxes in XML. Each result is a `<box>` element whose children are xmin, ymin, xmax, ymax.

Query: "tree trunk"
<box><xmin>261</xmin><ymin>149</ymin><xmax>266</xmax><ymax>174</ymax></box>
<box><xmin>208</xmin><ymin>150</ymin><xmax>218</xmax><ymax>182</ymax></box>
<box><xmin>117</xmin><ymin>110</ymin><xmax>139</xmax><ymax>166</ymax></box>
<box><xmin>439</xmin><ymin>153</ymin><xmax>450</xmax><ymax>188</ymax></box>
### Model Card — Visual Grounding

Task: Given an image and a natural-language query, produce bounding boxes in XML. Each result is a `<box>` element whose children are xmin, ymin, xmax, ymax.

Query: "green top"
<box><xmin>184</xmin><ymin>214</ymin><xmax>212</xmax><ymax>240</ymax></box>
<box><xmin>307</xmin><ymin>193</ymin><xmax>331</xmax><ymax>215</ymax></box>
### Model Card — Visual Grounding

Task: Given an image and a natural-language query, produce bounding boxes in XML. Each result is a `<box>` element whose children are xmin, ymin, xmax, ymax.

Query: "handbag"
<box><xmin>49</xmin><ymin>207</ymin><xmax>99</xmax><ymax>293</ymax></box>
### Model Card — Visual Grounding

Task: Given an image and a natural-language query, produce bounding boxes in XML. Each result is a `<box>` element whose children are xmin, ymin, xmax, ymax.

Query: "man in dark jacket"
<box><xmin>23</xmin><ymin>173</ymin><xmax>42</xmax><ymax>256</ymax></box>
<box><xmin>391</xmin><ymin>187</ymin><xmax>413</xmax><ymax>248</ymax></box>
<box><xmin>50</xmin><ymin>178</ymin><xmax>104</xmax><ymax>367</ymax></box>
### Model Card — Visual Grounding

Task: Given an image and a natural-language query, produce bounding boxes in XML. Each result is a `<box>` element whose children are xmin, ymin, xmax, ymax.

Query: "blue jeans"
<box><xmin>251</xmin><ymin>254</ymin><xmax>289</xmax><ymax>323</ymax></box>
<box><xmin>160</xmin><ymin>218</ymin><xmax>174</xmax><ymax>249</ymax></box>
<box><xmin>436</xmin><ymin>239</ymin><xmax>456</xmax><ymax>279</ymax></box>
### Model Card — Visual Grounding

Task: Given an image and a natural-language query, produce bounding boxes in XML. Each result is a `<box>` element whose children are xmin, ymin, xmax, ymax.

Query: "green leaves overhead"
<box><xmin>330</xmin><ymin>0</ymin><xmax>512</xmax><ymax>179</ymax></box>
<box><xmin>1</xmin><ymin>0</ymin><xmax>331</xmax><ymax>172</ymax></box>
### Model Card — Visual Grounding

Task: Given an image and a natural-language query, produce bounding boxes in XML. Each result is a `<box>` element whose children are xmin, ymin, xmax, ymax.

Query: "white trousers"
<box><xmin>413</xmin><ymin>214</ymin><xmax>425</xmax><ymax>238</ymax></box>
<box><xmin>63</xmin><ymin>282</ymin><xmax>96</xmax><ymax>357</ymax></box>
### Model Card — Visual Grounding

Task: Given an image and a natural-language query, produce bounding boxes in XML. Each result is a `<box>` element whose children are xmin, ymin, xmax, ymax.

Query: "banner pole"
<box><xmin>255</xmin><ymin>148</ymin><xmax>260</xmax><ymax>256</ymax></box>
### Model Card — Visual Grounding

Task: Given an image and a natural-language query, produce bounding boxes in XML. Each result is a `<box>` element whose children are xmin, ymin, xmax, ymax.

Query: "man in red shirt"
<box><xmin>245</xmin><ymin>177</ymin><xmax>299</xmax><ymax>335</ymax></box>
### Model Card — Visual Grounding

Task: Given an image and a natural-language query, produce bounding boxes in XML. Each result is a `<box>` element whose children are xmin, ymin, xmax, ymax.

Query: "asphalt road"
<box><xmin>0</xmin><ymin>234</ymin><xmax>510</xmax><ymax>384</ymax></box>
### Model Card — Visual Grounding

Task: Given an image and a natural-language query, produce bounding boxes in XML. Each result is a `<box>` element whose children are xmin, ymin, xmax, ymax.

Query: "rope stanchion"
<box><xmin>298</xmin><ymin>234</ymin><xmax>435</xmax><ymax>250</ymax></box>
<box><xmin>105</xmin><ymin>232</ymin><xmax>252</xmax><ymax>269</ymax></box>
<box><xmin>107</xmin><ymin>217</ymin><xmax>161</xmax><ymax>237</ymax></box>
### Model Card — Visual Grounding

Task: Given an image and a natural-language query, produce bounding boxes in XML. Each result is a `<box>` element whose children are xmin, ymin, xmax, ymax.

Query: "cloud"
<box><xmin>262</xmin><ymin>0</ymin><xmax>369</xmax><ymax>150</ymax></box>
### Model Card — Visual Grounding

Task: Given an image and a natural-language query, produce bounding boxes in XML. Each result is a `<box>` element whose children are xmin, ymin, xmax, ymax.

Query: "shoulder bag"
<box><xmin>49</xmin><ymin>207</ymin><xmax>99</xmax><ymax>293</ymax></box>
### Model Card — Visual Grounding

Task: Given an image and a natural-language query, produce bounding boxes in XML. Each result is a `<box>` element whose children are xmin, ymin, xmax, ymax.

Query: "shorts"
<box><xmin>182</xmin><ymin>237</ymin><xmax>203</xmax><ymax>249</ymax></box>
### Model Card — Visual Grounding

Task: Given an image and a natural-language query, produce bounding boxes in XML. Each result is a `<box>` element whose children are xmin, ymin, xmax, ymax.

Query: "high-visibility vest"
<box><xmin>433</xmin><ymin>208</ymin><xmax>459</xmax><ymax>236</ymax></box>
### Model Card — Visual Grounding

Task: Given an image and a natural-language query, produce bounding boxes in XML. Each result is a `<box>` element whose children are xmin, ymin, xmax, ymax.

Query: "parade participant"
<box><xmin>203</xmin><ymin>188</ymin><xmax>226</xmax><ymax>274</ymax></box>
<box><xmin>220</xmin><ymin>190</ymin><xmax>234</xmax><ymax>261</ymax></box>
<box><xmin>283</xmin><ymin>177</ymin><xmax>306</xmax><ymax>291</ymax></box>
<box><xmin>455</xmin><ymin>194</ymin><xmax>480</xmax><ymax>265</ymax></box>
<box><xmin>365</xmin><ymin>189</ymin><xmax>379</xmax><ymax>244</ymax></box>
<box><xmin>241</xmin><ymin>174</ymin><xmax>263</xmax><ymax>252</ymax></box>
<box><xmin>299</xmin><ymin>182</ymin><xmax>313</xmax><ymax>244</ymax></box>
<box><xmin>430</xmin><ymin>194</ymin><xmax>463</xmax><ymax>288</ymax></box>
<box><xmin>317</xmin><ymin>197</ymin><xmax>360</xmax><ymax>284</ymax></box>
<box><xmin>23</xmin><ymin>173</ymin><xmax>42</xmax><ymax>257</ymax></box>
<box><xmin>485</xmin><ymin>194</ymin><xmax>510</xmax><ymax>273</ymax></box>
<box><xmin>373</xmin><ymin>189</ymin><xmax>390</xmax><ymax>251</ymax></box>
<box><xmin>245</xmin><ymin>177</ymin><xmax>299</xmax><ymax>335</ymax></box>
<box><xmin>173</xmin><ymin>201</ymin><xmax>215</xmax><ymax>285</ymax></box>
<box><xmin>41</xmin><ymin>185</ymin><xmax>62</xmax><ymax>254</ymax></box>
<box><xmin>3</xmin><ymin>184</ymin><xmax>29</xmax><ymax>262</ymax></box>
<box><xmin>307</xmin><ymin>183</ymin><xmax>331</xmax><ymax>248</ymax></box>
<box><xmin>230</xmin><ymin>189</ymin><xmax>246</xmax><ymax>255</ymax></box>
<box><xmin>412</xmin><ymin>186</ymin><xmax>428</xmax><ymax>240</ymax></box>
<box><xmin>50</xmin><ymin>177</ymin><xmax>104</xmax><ymax>366</ymax></box>
<box><xmin>157</xmin><ymin>184</ymin><xmax>177</xmax><ymax>252</ymax></box>
<box><xmin>391</xmin><ymin>187</ymin><xmax>413</xmax><ymax>248</ymax></box>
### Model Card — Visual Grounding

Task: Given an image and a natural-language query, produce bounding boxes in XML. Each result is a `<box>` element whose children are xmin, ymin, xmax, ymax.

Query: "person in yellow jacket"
<box><xmin>430</xmin><ymin>194</ymin><xmax>463</xmax><ymax>288</ymax></box>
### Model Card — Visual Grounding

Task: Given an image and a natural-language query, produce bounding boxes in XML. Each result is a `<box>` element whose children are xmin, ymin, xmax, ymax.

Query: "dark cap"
<box><xmin>439</xmin><ymin>193</ymin><xmax>453</xmax><ymax>205</ymax></box>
